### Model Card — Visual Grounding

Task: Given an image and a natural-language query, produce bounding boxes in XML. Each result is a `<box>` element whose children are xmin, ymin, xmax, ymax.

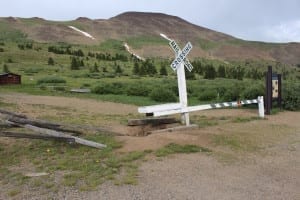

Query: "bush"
<box><xmin>37</xmin><ymin>76</ymin><xmax>66</xmax><ymax>84</ymax></box>
<box><xmin>282</xmin><ymin>82</ymin><xmax>300</xmax><ymax>111</ymax></box>
<box><xmin>149</xmin><ymin>87</ymin><xmax>177</xmax><ymax>102</ymax></box>
<box><xmin>222</xmin><ymin>87</ymin><xmax>241</xmax><ymax>101</ymax></box>
<box><xmin>92</xmin><ymin>82</ymin><xmax>126</xmax><ymax>95</ymax></box>
<box><xmin>241</xmin><ymin>84</ymin><xmax>264</xmax><ymax>99</ymax></box>
<box><xmin>126</xmin><ymin>83</ymin><xmax>151</xmax><ymax>96</ymax></box>
<box><xmin>198</xmin><ymin>90</ymin><xmax>218</xmax><ymax>101</ymax></box>
<box><xmin>53</xmin><ymin>86</ymin><xmax>66</xmax><ymax>91</ymax></box>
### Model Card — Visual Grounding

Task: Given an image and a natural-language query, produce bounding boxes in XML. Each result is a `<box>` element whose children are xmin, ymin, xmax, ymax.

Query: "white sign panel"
<box><xmin>169</xmin><ymin>41</ymin><xmax>193</xmax><ymax>72</ymax></box>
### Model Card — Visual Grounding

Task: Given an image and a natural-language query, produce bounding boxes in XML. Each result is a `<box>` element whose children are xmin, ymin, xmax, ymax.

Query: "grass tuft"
<box><xmin>155</xmin><ymin>143</ymin><xmax>212</xmax><ymax>157</ymax></box>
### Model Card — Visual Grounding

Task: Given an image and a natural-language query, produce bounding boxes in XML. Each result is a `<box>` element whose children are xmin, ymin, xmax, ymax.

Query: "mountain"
<box><xmin>0</xmin><ymin>12</ymin><xmax>299</xmax><ymax>65</ymax></box>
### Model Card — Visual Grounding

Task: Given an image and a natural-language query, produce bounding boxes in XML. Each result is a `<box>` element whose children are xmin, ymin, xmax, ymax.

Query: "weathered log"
<box><xmin>24</xmin><ymin>124</ymin><xmax>106</xmax><ymax>149</ymax></box>
<box><xmin>128</xmin><ymin>117</ymin><xmax>178</xmax><ymax>126</ymax></box>
<box><xmin>0</xmin><ymin>109</ymin><xmax>27</xmax><ymax>118</ymax></box>
<box><xmin>0</xmin><ymin>131</ymin><xmax>75</xmax><ymax>143</ymax></box>
<box><xmin>8</xmin><ymin>117</ymin><xmax>82</xmax><ymax>135</ymax></box>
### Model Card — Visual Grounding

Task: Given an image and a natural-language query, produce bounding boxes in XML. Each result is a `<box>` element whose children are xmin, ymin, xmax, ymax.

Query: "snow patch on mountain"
<box><xmin>68</xmin><ymin>26</ymin><xmax>95</xmax><ymax>40</ymax></box>
<box><xmin>124</xmin><ymin>43</ymin><xmax>145</xmax><ymax>61</ymax></box>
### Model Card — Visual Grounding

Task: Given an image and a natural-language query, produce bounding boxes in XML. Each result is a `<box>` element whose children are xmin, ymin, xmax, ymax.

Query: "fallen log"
<box><xmin>1</xmin><ymin>109</ymin><xmax>122</xmax><ymax>136</ymax></box>
<box><xmin>0</xmin><ymin>109</ymin><xmax>27</xmax><ymax>118</ymax></box>
<box><xmin>0</xmin><ymin>131</ymin><xmax>75</xmax><ymax>143</ymax></box>
<box><xmin>8</xmin><ymin>117</ymin><xmax>82</xmax><ymax>135</ymax></box>
<box><xmin>24</xmin><ymin>124</ymin><xmax>106</xmax><ymax>149</ymax></box>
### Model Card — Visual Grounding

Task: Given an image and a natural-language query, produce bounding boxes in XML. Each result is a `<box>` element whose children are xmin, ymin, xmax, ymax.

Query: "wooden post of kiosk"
<box><xmin>265</xmin><ymin>66</ymin><xmax>272</xmax><ymax>115</ymax></box>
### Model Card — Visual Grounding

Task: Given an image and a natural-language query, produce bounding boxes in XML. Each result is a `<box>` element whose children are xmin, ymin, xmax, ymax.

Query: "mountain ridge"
<box><xmin>0</xmin><ymin>12</ymin><xmax>299</xmax><ymax>65</ymax></box>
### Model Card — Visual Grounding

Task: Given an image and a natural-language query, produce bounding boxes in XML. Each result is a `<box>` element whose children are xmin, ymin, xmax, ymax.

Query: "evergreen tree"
<box><xmin>144</xmin><ymin>59</ymin><xmax>157</xmax><ymax>75</ymax></box>
<box><xmin>133</xmin><ymin>62</ymin><xmax>140</xmax><ymax>75</ymax></box>
<box><xmin>139</xmin><ymin>64</ymin><xmax>147</xmax><ymax>76</ymax></box>
<box><xmin>93</xmin><ymin>62</ymin><xmax>99</xmax><ymax>72</ymax></box>
<box><xmin>185</xmin><ymin>68</ymin><xmax>196</xmax><ymax>80</ymax></box>
<box><xmin>217</xmin><ymin>65</ymin><xmax>226</xmax><ymax>78</ymax></box>
<box><xmin>160</xmin><ymin>64</ymin><xmax>168</xmax><ymax>76</ymax></box>
<box><xmin>80</xmin><ymin>59</ymin><xmax>84</xmax><ymax>67</ymax></box>
<box><xmin>192</xmin><ymin>60</ymin><xmax>203</xmax><ymax>75</ymax></box>
<box><xmin>48</xmin><ymin>57</ymin><xmax>54</xmax><ymax>65</ymax></box>
<box><xmin>3</xmin><ymin>64</ymin><xmax>9</xmax><ymax>73</ymax></box>
<box><xmin>70</xmin><ymin>57</ymin><xmax>79</xmax><ymax>70</ymax></box>
<box><xmin>204</xmin><ymin>64</ymin><xmax>216</xmax><ymax>79</ymax></box>
<box><xmin>115</xmin><ymin>65</ymin><xmax>123</xmax><ymax>74</ymax></box>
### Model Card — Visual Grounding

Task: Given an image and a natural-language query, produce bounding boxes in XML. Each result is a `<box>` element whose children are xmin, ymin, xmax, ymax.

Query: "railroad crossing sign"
<box><xmin>169</xmin><ymin>40</ymin><xmax>193</xmax><ymax>72</ymax></box>
<box><xmin>138</xmin><ymin>34</ymin><xmax>265</xmax><ymax>127</ymax></box>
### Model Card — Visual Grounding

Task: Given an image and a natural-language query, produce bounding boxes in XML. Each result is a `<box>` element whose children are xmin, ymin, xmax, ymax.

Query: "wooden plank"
<box><xmin>24</xmin><ymin>125</ymin><xmax>106</xmax><ymax>149</ymax></box>
<box><xmin>138</xmin><ymin>103</ymin><xmax>181</xmax><ymax>113</ymax></box>
<box><xmin>0</xmin><ymin>131</ymin><xmax>75</xmax><ymax>143</ymax></box>
<box><xmin>128</xmin><ymin>117</ymin><xmax>178</xmax><ymax>126</ymax></box>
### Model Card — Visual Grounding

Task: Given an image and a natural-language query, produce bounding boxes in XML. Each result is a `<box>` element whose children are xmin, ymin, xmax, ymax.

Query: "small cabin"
<box><xmin>0</xmin><ymin>73</ymin><xmax>21</xmax><ymax>85</ymax></box>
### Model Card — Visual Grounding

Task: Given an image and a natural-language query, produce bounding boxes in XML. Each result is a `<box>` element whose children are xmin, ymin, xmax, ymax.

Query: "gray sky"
<box><xmin>1</xmin><ymin>0</ymin><xmax>299</xmax><ymax>43</ymax></box>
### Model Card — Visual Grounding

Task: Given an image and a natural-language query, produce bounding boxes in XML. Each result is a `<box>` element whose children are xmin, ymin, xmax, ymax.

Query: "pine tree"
<box><xmin>217</xmin><ymin>65</ymin><xmax>226</xmax><ymax>78</ymax></box>
<box><xmin>204</xmin><ymin>64</ymin><xmax>216</xmax><ymax>79</ymax></box>
<box><xmin>70</xmin><ymin>57</ymin><xmax>79</xmax><ymax>70</ymax></box>
<box><xmin>160</xmin><ymin>64</ymin><xmax>168</xmax><ymax>76</ymax></box>
<box><xmin>3</xmin><ymin>64</ymin><xmax>9</xmax><ymax>73</ymax></box>
<box><xmin>185</xmin><ymin>68</ymin><xmax>196</xmax><ymax>80</ymax></box>
<box><xmin>93</xmin><ymin>62</ymin><xmax>99</xmax><ymax>72</ymax></box>
<box><xmin>115</xmin><ymin>65</ymin><xmax>123</xmax><ymax>74</ymax></box>
<box><xmin>133</xmin><ymin>62</ymin><xmax>140</xmax><ymax>75</ymax></box>
<box><xmin>48</xmin><ymin>57</ymin><xmax>54</xmax><ymax>65</ymax></box>
<box><xmin>139</xmin><ymin>64</ymin><xmax>147</xmax><ymax>76</ymax></box>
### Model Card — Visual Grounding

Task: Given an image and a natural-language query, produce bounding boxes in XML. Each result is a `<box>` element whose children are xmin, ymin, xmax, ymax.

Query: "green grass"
<box><xmin>213</xmin><ymin>135</ymin><xmax>243</xmax><ymax>150</ymax></box>
<box><xmin>155</xmin><ymin>143</ymin><xmax>212</xmax><ymax>157</ymax></box>
<box><xmin>0</xmin><ymin>137</ymin><xmax>213</xmax><ymax>192</ymax></box>
<box><xmin>231</xmin><ymin>116</ymin><xmax>261</xmax><ymax>123</ymax></box>
<box><xmin>126</xmin><ymin>35</ymin><xmax>166</xmax><ymax>48</ymax></box>
<box><xmin>198</xmin><ymin>38</ymin><xmax>218</xmax><ymax>50</ymax></box>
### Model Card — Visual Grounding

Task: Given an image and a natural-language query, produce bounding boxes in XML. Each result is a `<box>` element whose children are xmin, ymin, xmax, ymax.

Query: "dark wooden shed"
<box><xmin>0</xmin><ymin>73</ymin><xmax>21</xmax><ymax>85</ymax></box>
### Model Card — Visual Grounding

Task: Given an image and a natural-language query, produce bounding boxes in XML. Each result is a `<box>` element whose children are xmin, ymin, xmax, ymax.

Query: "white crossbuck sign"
<box><xmin>169</xmin><ymin>40</ymin><xmax>193</xmax><ymax>72</ymax></box>
<box><xmin>138</xmin><ymin>34</ymin><xmax>265</xmax><ymax>126</ymax></box>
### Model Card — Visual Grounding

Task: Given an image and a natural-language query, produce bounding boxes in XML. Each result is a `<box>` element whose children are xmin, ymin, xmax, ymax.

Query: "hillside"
<box><xmin>0</xmin><ymin>12</ymin><xmax>300</xmax><ymax>65</ymax></box>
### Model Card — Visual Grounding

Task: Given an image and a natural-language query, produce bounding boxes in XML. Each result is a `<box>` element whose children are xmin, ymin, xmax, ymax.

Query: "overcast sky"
<box><xmin>1</xmin><ymin>0</ymin><xmax>299</xmax><ymax>43</ymax></box>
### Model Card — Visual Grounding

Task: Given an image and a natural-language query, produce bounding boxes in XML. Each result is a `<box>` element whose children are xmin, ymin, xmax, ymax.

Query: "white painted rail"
<box><xmin>138</xmin><ymin>103</ymin><xmax>182</xmax><ymax>114</ymax></box>
<box><xmin>139</xmin><ymin>96</ymin><xmax>265</xmax><ymax>119</ymax></box>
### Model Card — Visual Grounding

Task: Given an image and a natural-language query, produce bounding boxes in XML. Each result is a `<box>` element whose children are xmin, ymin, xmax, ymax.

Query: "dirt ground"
<box><xmin>0</xmin><ymin>93</ymin><xmax>299</xmax><ymax>199</ymax></box>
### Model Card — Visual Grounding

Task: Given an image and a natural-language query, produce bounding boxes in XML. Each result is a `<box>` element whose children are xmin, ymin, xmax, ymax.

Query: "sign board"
<box><xmin>272</xmin><ymin>74</ymin><xmax>279</xmax><ymax>98</ymax></box>
<box><xmin>169</xmin><ymin>41</ymin><xmax>193</xmax><ymax>72</ymax></box>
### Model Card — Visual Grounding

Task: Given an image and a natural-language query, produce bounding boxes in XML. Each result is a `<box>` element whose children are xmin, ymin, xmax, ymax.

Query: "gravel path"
<box><xmin>50</xmin><ymin>141</ymin><xmax>298</xmax><ymax>200</ymax></box>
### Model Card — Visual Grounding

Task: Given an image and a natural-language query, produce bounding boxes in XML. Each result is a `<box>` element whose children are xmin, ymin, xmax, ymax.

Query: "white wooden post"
<box><xmin>258</xmin><ymin>96</ymin><xmax>265</xmax><ymax>118</ymax></box>
<box><xmin>177</xmin><ymin>62</ymin><xmax>190</xmax><ymax>125</ymax></box>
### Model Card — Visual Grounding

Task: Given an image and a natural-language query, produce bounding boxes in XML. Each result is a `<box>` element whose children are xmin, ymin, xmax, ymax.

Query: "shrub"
<box><xmin>222</xmin><ymin>87</ymin><xmax>241</xmax><ymax>101</ymax></box>
<box><xmin>126</xmin><ymin>83</ymin><xmax>151</xmax><ymax>96</ymax></box>
<box><xmin>53</xmin><ymin>86</ymin><xmax>66</xmax><ymax>91</ymax></box>
<box><xmin>198</xmin><ymin>90</ymin><xmax>218</xmax><ymax>101</ymax></box>
<box><xmin>149</xmin><ymin>87</ymin><xmax>177</xmax><ymax>102</ymax></box>
<box><xmin>241</xmin><ymin>84</ymin><xmax>264</xmax><ymax>99</ymax></box>
<box><xmin>92</xmin><ymin>82</ymin><xmax>126</xmax><ymax>95</ymax></box>
<box><xmin>282</xmin><ymin>82</ymin><xmax>300</xmax><ymax>111</ymax></box>
<box><xmin>37</xmin><ymin>76</ymin><xmax>66</xmax><ymax>84</ymax></box>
